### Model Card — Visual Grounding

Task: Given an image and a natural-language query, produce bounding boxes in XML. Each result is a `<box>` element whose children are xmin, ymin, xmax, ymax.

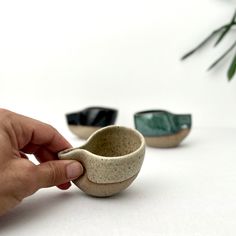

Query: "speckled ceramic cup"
<box><xmin>58</xmin><ymin>125</ymin><xmax>146</xmax><ymax>197</ymax></box>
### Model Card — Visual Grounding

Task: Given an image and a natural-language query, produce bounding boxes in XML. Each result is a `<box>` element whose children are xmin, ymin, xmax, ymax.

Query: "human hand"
<box><xmin>0</xmin><ymin>109</ymin><xmax>83</xmax><ymax>216</ymax></box>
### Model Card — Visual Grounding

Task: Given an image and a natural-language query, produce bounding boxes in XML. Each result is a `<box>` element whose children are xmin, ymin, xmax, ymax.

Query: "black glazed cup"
<box><xmin>66</xmin><ymin>106</ymin><xmax>118</xmax><ymax>139</ymax></box>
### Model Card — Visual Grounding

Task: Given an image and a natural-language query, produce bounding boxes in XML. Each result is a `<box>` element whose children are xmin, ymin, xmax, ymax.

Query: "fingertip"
<box><xmin>66</xmin><ymin>161</ymin><xmax>84</xmax><ymax>180</ymax></box>
<box><xmin>36</xmin><ymin>160</ymin><xmax>83</xmax><ymax>189</ymax></box>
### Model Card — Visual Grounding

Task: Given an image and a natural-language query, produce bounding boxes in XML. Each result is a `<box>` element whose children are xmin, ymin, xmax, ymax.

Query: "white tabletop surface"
<box><xmin>1</xmin><ymin>127</ymin><xmax>236</xmax><ymax>236</ymax></box>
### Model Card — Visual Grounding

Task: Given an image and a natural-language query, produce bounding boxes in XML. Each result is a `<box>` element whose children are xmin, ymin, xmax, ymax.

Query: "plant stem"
<box><xmin>181</xmin><ymin>9</ymin><xmax>236</xmax><ymax>81</ymax></box>
<box><xmin>181</xmin><ymin>25</ymin><xmax>227</xmax><ymax>60</ymax></box>
<box><xmin>208</xmin><ymin>40</ymin><xmax>236</xmax><ymax>70</ymax></box>
<box><xmin>214</xmin><ymin>10</ymin><xmax>236</xmax><ymax>46</ymax></box>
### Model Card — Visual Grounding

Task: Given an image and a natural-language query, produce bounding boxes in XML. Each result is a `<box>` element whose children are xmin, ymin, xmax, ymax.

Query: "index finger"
<box><xmin>2</xmin><ymin>109</ymin><xmax>72</xmax><ymax>157</ymax></box>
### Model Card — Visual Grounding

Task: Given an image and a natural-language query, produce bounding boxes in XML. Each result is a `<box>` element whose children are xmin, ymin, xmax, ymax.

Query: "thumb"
<box><xmin>36</xmin><ymin>160</ymin><xmax>83</xmax><ymax>189</ymax></box>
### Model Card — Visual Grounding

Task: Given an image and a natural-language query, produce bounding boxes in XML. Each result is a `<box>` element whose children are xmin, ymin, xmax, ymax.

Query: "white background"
<box><xmin>0</xmin><ymin>0</ymin><xmax>236</xmax><ymax>235</ymax></box>
<box><xmin>0</xmin><ymin>0</ymin><xmax>236</xmax><ymax>129</ymax></box>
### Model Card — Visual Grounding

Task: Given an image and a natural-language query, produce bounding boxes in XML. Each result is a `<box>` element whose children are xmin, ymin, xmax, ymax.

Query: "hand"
<box><xmin>0</xmin><ymin>109</ymin><xmax>83</xmax><ymax>216</ymax></box>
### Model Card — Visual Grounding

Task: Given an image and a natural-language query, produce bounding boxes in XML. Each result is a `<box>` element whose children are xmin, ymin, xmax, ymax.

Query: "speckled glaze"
<box><xmin>58</xmin><ymin>125</ymin><xmax>145</xmax><ymax>197</ymax></box>
<box><xmin>66</xmin><ymin>107</ymin><xmax>118</xmax><ymax>139</ymax></box>
<box><xmin>134</xmin><ymin>110</ymin><xmax>192</xmax><ymax>148</ymax></box>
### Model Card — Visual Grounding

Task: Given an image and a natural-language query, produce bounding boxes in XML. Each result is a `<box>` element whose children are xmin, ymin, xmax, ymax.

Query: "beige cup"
<box><xmin>58</xmin><ymin>125</ymin><xmax>145</xmax><ymax>197</ymax></box>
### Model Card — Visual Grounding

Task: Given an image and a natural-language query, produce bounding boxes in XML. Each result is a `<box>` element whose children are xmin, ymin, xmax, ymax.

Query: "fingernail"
<box><xmin>66</xmin><ymin>162</ymin><xmax>83</xmax><ymax>179</ymax></box>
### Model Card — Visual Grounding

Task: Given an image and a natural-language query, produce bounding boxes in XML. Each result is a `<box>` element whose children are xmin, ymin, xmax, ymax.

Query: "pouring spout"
<box><xmin>58</xmin><ymin>147</ymin><xmax>89</xmax><ymax>165</ymax></box>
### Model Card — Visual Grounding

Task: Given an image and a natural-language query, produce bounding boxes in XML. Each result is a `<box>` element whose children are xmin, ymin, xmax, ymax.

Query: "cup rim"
<box><xmin>134</xmin><ymin>109</ymin><xmax>191</xmax><ymax>117</ymax></box>
<box><xmin>61</xmin><ymin>125</ymin><xmax>145</xmax><ymax>160</ymax></box>
<box><xmin>66</xmin><ymin>106</ymin><xmax>118</xmax><ymax>116</ymax></box>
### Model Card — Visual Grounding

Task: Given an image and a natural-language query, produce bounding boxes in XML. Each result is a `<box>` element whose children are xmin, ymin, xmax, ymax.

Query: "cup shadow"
<box><xmin>0</xmin><ymin>185</ymin><xmax>144</xmax><ymax>228</ymax></box>
<box><xmin>0</xmin><ymin>177</ymin><xmax>163</xmax><ymax>230</ymax></box>
<box><xmin>0</xmin><ymin>190</ymin><xmax>82</xmax><ymax>230</ymax></box>
<box><xmin>146</xmin><ymin>140</ymin><xmax>194</xmax><ymax>151</ymax></box>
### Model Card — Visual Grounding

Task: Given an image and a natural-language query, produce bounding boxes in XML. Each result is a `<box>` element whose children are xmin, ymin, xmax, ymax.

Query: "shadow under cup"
<box><xmin>66</xmin><ymin>106</ymin><xmax>118</xmax><ymax>139</ymax></box>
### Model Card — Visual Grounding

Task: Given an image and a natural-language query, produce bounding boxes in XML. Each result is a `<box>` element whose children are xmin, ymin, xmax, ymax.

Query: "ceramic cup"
<box><xmin>134</xmin><ymin>110</ymin><xmax>192</xmax><ymax>148</ymax></box>
<box><xmin>66</xmin><ymin>106</ymin><xmax>118</xmax><ymax>139</ymax></box>
<box><xmin>58</xmin><ymin>125</ymin><xmax>145</xmax><ymax>197</ymax></box>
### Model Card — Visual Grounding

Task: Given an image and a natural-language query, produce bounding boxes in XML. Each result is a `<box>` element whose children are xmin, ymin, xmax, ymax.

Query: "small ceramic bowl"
<box><xmin>66</xmin><ymin>106</ymin><xmax>118</xmax><ymax>139</ymax></box>
<box><xmin>134</xmin><ymin>110</ymin><xmax>192</xmax><ymax>148</ymax></box>
<box><xmin>58</xmin><ymin>125</ymin><xmax>146</xmax><ymax>197</ymax></box>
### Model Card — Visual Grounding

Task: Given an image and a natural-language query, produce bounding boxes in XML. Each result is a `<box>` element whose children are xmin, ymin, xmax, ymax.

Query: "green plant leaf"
<box><xmin>214</xmin><ymin>10</ymin><xmax>236</xmax><ymax>46</ymax></box>
<box><xmin>214</xmin><ymin>26</ymin><xmax>232</xmax><ymax>47</ymax></box>
<box><xmin>181</xmin><ymin>9</ymin><xmax>236</xmax><ymax>81</ymax></box>
<box><xmin>208</xmin><ymin>41</ymin><xmax>236</xmax><ymax>70</ymax></box>
<box><xmin>227</xmin><ymin>53</ymin><xmax>236</xmax><ymax>81</ymax></box>
<box><xmin>181</xmin><ymin>25</ymin><xmax>226</xmax><ymax>60</ymax></box>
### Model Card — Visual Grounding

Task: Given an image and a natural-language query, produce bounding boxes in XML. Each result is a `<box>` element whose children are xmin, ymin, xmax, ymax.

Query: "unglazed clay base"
<box><xmin>68</xmin><ymin>125</ymin><xmax>100</xmax><ymax>139</ymax></box>
<box><xmin>144</xmin><ymin>128</ymin><xmax>190</xmax><ymax>148</ymax></box>
<box><xmin>75</xmin><ymin>173</ymin><xmax>138</xmax><ymax>197</ymax></box>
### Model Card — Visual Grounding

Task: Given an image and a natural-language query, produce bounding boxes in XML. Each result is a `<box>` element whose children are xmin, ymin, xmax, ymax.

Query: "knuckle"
<box><xmin>0</xmin><ymin>108</ymin><xmax>13</xmax><ymax>121</ymax></box>
<box><xmin>46</xmin><ymin>161</ymin><xmax>62</xmax><ymax>186</ymax></box>
<box><xmin>0</xmin><ymin>108</ymin><xmax>10</xmax><ymax>115</ymax></box>
<box><xmin>47</xmin><ymin>162</ymin><xmax>57</xmax><ymax>184</ymax></box>
<box><xmin>47</xmin><ymin>124</ymin><xmax>57</xmax><ymax>133</ymax></box>
<box><xmin>0</xmin><ymin>109</ymin><xmax>17</xmax><ymax>135</ymax></box>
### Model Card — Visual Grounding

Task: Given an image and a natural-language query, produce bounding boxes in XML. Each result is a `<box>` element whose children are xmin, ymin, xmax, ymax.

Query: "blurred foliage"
<box><xmin>182</xmin><ymin>10</ymin><xmax>236</xmax><ymax>81</ymax></box>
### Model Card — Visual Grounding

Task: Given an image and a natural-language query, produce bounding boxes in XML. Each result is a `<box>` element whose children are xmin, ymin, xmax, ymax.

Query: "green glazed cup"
<box><xmin>134</xmin><ymin>110</ymin><xmax>192</xmax><ymax>148</ymax></box>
